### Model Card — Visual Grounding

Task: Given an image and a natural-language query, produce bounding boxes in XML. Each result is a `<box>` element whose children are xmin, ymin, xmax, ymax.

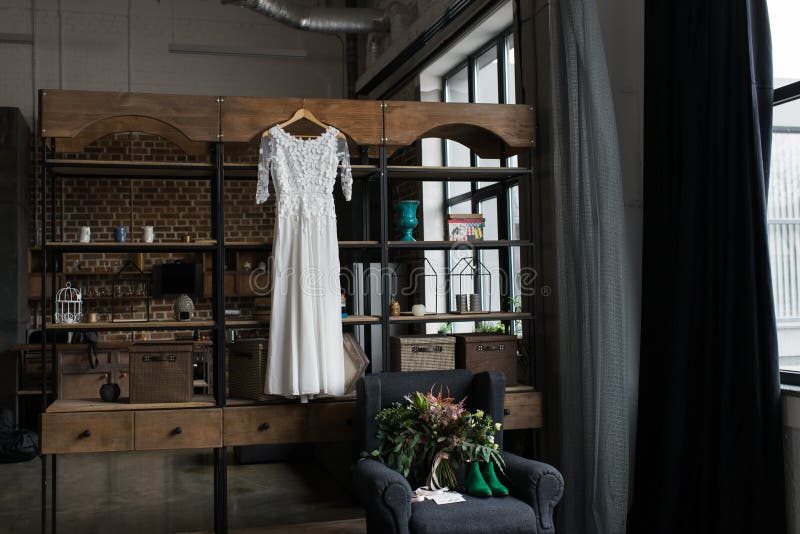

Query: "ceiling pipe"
<box><xmin>221</xmin><ymin>0</ymin><xmax>390</xmax><ymax>33</ymax></box>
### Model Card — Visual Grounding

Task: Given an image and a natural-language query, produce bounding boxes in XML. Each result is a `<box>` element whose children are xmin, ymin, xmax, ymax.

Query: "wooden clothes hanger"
<box><xmin>262</xmin><ymin>108</ymin><xmax>345</xmax><ymax>139</ymax></box>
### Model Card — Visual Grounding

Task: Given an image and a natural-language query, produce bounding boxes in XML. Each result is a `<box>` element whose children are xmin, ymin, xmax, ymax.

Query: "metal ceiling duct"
<box><xmin>221</xmin><ymin>0</ymin><xmax>390</xmax><ymax>33</ymax></box>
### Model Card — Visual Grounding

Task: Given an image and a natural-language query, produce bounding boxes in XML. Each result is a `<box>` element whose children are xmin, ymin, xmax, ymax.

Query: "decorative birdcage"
<box><xmin>55</xmin><ymin>282</ymin><xmax>83</xmax><ymax>324</ymax></box>
<box><xmin>174</xmin><ymin>293</ymin><xmax>195</xmax><ymax>321</ymax></box>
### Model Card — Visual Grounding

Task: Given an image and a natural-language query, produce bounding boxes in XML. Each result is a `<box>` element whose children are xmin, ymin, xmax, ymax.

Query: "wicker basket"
<box><xmin>128</xmin><ymin>344</ymin><xmax>193</xmax><ymax>403</ymax></box>
<box><xmin>390</xmin><ymin>335</ymin><xmax>456</xmax><ymax>372</ymax></box>
<box><xmin>228</xmin><ymin>339</ymin><xmax>276</xmax><ymax>401</ymax></box>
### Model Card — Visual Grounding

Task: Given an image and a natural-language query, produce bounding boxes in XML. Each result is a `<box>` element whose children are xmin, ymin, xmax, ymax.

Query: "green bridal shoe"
<box><xmin>480</xmin><ymin>460</ymin><xmax>509</xmax><ymax>496</ymax></box>
<box><xmin>464</xmin><ymin>461</ymin><xmax>492</xmax><ymax>497</ymax></box>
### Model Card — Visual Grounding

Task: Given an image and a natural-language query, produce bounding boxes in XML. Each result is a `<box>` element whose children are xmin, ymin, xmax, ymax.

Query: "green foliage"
<box><xmin>474</xmin><ymin>321</ymin><xmax>506</xmax><ymax>334</ymax></box>
<box><xmin>363</xmin><ymin>388</ymin><xmax>505</xmax><ymax>486</ymax></box>
<box><xmin>437</xmin><ymin>322</ymin><xmax>453</xmax><ymax>334</ymax></box>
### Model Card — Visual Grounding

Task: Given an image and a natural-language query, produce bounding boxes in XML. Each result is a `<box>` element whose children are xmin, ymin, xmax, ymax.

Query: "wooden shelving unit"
<box><xmin>226</xmin><ymin>315</ymin><xmax>381</xmax><ymax>328</ymax></box>
<box><xmin>36</xmin><ymin>89</ymin><xmax>539</xmax><ymax>534</ymax></box>
<box><xmin>389</xmin><ymin>312</ymin><xmax>532</xmax><ymax>324</ymax></box>
<box><xmin>46</xmin><ymin>320</ymin><xmax>215</xmax><ymax>331</ymax></box>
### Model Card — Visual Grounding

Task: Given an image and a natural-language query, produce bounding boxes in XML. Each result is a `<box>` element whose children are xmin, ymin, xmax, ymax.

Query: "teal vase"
<box><xmin>395</xmin><ymin>200</ymin><xmax>419</xmax><ymax>241</ymax></box>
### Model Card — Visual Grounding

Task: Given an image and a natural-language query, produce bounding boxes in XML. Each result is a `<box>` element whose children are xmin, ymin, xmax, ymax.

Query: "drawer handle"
<box><xmin>477</xmin><ymin>344</ymin><xmax>505</xmax><ymax>352</ymax></box>
<box><xmin>171</xmin><ymin>426</ymin><xmax>183</xmax><ymax>436</ymax></box>
<box><xmin>258</xmin><ymin>422</ymin><xmax>270</xmax><ymax>431</ymax></box>
<box><xmin>411</xmin><ymin>345</ymin><xmax>443</xmax><ymax>353</ymax></box>
<box><xmin>504</xmin><ymin>408</ymin><xmax>511</xmax><ymax>416</ymax></box>
<box><xmin>79</xmin><ymin>429</ymin><xmax>92</xmax><ymax>439</ymax></box>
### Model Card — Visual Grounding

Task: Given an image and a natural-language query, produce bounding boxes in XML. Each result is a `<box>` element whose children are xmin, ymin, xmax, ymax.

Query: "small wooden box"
<box><xmin>390</xmin><ymin>335</ymin><xmax>456</xmax><ymax>372</ymax></box>
<box><xmin>454</xmin><ymin>334</ymin><xmax>518</xmax><ymax>386</ymax></box>
<box><xmin>129</xmin><ymin>344</ymin><xmax>193</xmax><ymax>403</ymax></box>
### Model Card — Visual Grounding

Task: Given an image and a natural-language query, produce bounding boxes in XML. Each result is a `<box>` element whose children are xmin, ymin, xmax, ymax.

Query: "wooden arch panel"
<box><xmin>383</xmin><ymin>101</ymin><xmax>535</xmax><ymax>158</ymax></box>
<box><xmin>56</xmin><ymin>116</ymin><xmax>208</xmax><ymax>156</ymax></box>
<box><xmin>40</xmin><ymin>89</ymin><xmax>219</xmax><ymax>142</ymax></box>
<box><xmin>220</xmin><ymin>97</ymin><xmax>383</xmax><ymax>146</ymax></box>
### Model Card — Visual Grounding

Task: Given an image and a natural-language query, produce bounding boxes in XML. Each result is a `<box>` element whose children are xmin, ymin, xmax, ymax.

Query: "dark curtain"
<box><xmin>628</xmin><ymin>1</ymin><xmax>785</xmax><ymax>533</ymax></box>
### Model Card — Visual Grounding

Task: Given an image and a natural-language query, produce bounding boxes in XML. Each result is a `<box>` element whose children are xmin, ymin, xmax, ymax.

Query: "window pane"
<box><xmin>768</xmin><ymin>0</ymin><xmax>800</xmax><ymax>89</ymax></box>
<box><xmin>475</xmin><ymin>47</ymin><xmax>499</xmax><ymax>104</ymax></box>
<box><xmin>478</xmin><ymin>249</ymin><xmax>501</xmax><ymax>313</ymax></box>
<box><xmin>448</xmin><ymin>181</ymin><xmax>471</xmax><ymax>199</ymax></box>
<box><xmin>476</xmin><ymin>155</ymin><xmax>500</xmax><ymax>188</ymax></box>
<box><xmin>505</xmin><ymin>33</ymin><xmax>516</xmax><ymax>104</ymax></box>
<box><xmin>449</xmin><ymin>200</ymin><xmax>471</xmax><ymax>215</ymax></box>
<box><xmin>445</xmin><ymin>140</ymin><xmax>471</xmax><ymax>167</ymax></box>
<box><xmin>478</xmin><ymin>197</ymin><xmax>498</xmax><ymax>240</ymax></box>
<box><xmin>509</xmin><ymin>186</ymin><xmax>520</xmax><ymax>240</ymax></box>
<box><xmin>768</xmin><ymin>128</ymin><xmax>800</xmax><ymax>373</ymax></box>
<box><xmin>445</xmin><ymin>67</ymin><xmax>469</xmax><ymax>103</ymax></box>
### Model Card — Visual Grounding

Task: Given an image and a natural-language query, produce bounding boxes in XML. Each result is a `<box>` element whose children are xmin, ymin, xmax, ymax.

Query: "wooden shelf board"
<box><xmin>225</xmin><ymin>241</ymin><xmax>380</xmax><ymax>249</ymax></box>
<box><xmin>226</xmin><ymin>394</ymin><xmax>356</xmax><ymax>407</ymax></box>
<box><xmin>46</xmin><ymin>320</ymin><xmax>215</xmax><ymax>331</ymax></box>
<box><xmin>388</xmin><ymin>240</ymin><xmax>531</xmax><ymax>249</ymax></box>
<box><xmin>226</xmin><ymin>315</ymin><xmax>381</xmax><ymax>328</ymax></box>
<box><xmin>505</xmin><ymin>385</ymin><xmax>536</xmax><ymax>393</ymax></box>
<box><xmin>46</xmin><ymin>395</ymin><xmax>216</xmax><ymax>413</ymax></box>
<box><xmin>18</xmin><ymin>389</ymin><xmax>54</xmax><ymax>396</ymax></box>
<box><xmin>47</xmin><ymin>241</ymin><xmax>216</xmax><ymax>252</ymax></box>
<box><xmin>47</xmin><ymin>159</ymin><xmax>214</xmax><ymax>178</ymax></box>
<box><xmin>11</xmin><ymin>340</ymin><xmax>213</xmax><ymax>352</ymax></box>
<box><xmin>224</xmin><ymin>163</ymin><xmax>378</xmax><ymax>179</ymax></box>
<box><xmin>389</xmin><ymin>312</ymin><xmax>532</xmax><ymax>323</ymax></box>
<box><xmin>387</xmin><ymin>165</ymin><xmax>531</xmax><ymax>181</ymax></box>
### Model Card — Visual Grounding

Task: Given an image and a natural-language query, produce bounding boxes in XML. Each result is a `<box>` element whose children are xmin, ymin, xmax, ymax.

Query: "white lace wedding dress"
<box><xmin>256</xmin><ymin>125</ymin><xmax>352</xmax><ymax>396</ymax></box>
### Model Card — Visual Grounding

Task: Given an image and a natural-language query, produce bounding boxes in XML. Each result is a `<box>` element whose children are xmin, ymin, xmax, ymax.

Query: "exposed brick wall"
<box><xmin>28</xmin><ymin>132</ymin><xmax>271</xmax><ymax>341</ymax></box>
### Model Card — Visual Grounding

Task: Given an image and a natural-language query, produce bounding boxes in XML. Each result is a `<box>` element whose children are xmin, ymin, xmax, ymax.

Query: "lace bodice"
<box><xmin>256</xmin><ymin>125</ymin><xmax>352</xmax><ymax>220</ymax></box>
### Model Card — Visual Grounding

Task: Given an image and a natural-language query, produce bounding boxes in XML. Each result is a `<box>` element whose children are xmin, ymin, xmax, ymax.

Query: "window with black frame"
<box><xmin>442</xmin><ymin>29</ymin><xmax>522</xmax><ymax>334</ymax></box>
<box><xmin>766</xmin><ymin>0</ymin><xmax>800</xmax><ymax>385</ymax></box>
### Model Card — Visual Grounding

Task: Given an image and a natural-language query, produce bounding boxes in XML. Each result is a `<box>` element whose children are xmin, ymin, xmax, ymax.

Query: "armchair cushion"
<box><xmin>409</xmin><ymin>495</ymin><xmax>537</xmax><ymax>534</ymax></box>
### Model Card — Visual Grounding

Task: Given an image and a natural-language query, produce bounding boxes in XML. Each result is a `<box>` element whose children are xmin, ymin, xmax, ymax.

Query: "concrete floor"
<box><xmin>0</xmin><ymin>450</ymin><xmax>364</xmax><ymax>534</ymax></box>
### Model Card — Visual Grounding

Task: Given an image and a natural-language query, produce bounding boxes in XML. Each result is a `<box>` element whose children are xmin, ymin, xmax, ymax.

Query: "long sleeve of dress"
<box><xmin>256</xmin><ymin>135</ymin><xmax>274</xmax><ymax>205</ymax></box>
<box><xmin>336</xmin><ymin>136</ymin><xmax>352</xmax><ymax>201</ymax></box>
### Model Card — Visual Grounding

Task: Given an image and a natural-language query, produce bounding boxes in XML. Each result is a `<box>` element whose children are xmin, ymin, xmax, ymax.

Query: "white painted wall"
<box><xmin>0</xmin><ymin>0</ymin><xmax>346</xmax><ymax>128</ymax></box>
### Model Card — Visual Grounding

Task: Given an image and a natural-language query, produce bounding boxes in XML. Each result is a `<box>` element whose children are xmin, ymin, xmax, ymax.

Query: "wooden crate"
<box><xmin>454</xmin><ymin>334</ymin><xmax>518</xmax><ymax>386</ymax></box>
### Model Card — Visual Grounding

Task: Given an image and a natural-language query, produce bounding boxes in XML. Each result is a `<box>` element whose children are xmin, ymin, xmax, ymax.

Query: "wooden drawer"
<box><xmin>40</xmin><ymin>412</ymin><xmax>133</xmax><ymax>454</ymax></box>
<box><xmin>503</xmin><ymin>391</ymin><xmax>543</xmax><ymax>430</ymax></box>
<box><xmin>134</xmin><ymin>409</ymin><xmax>222</xmax><ymax>451</ymax></box>
<box><xmin>223</xmin><ymin>402</ymin><xmax>356</xmax><ymax>446</ymax></box>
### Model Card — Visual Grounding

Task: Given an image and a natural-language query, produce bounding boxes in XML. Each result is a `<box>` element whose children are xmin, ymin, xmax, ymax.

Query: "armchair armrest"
<box><xmin>503</xmin><ymin>452</ymin><xmax>564</xmax><ymax>534</ymax></box>
<box><xmin>352</xmin><ymin>458</ymin><xmax>412</xmax><ymax>534</ymax></box>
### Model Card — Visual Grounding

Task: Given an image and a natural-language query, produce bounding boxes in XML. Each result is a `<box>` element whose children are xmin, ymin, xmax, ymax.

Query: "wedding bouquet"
<box><xmin>364</xmin><ymin>388</ymin><xmax>506</xmax><ymax>494</ymax></box>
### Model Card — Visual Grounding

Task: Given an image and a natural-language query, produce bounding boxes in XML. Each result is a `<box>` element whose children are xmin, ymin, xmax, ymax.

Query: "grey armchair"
<box><xmin>352</xmin><ymin>369</ymin><xmax>564</xmax><ymax>534</ymax></box>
